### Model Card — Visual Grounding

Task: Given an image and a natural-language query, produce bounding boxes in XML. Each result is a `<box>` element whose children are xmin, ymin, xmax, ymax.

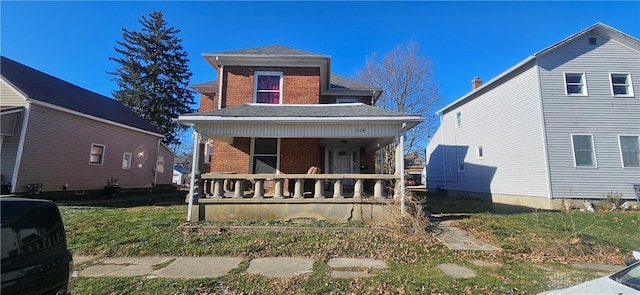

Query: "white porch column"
<box><xmin>397</xmin><ymin>124</ymin><xmax>406</xmax><ymax>215</ymax></box>
<box><xmin>186</xmin><ymin>132</ymin><xmax>201</xmax><ymax>222</ymax></box>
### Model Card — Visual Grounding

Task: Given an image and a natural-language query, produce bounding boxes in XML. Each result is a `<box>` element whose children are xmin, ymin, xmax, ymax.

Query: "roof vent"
<box><xmin>589</xmin><ymin>37</ymin><xmax>597</xmax><ymax>45</ymax></box>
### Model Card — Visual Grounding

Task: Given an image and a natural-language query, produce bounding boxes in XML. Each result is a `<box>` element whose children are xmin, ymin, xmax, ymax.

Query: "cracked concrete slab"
<box><xmin>327</xmin><ymin>258</ymin><xmax>387</xmax><ymax>269</ymax></box>
<box><xmin>78</xmin><ymin>256</ymin><xmax>175</xmax><ymax>277</ymax></box>
<box><xmin>438</xmin><ymin>263</ymin><xmax>476</xmax><ymax>278</ymax></box>
<box><xmin>433</xmin><ymin>221</ymin><xmax>501</xmax><ymax>251</ymax></box>
<box><xmin>247</xmin><ymin>257</ymin><xmax>314</xmax><ymax>278</ymax></box>
<box><xmin>153</xmin><ymin>257</ymin><xmax>243</xmax><ymax>278</ymax></box>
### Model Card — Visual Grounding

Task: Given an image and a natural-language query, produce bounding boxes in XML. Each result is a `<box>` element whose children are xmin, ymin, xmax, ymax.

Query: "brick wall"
<box><xmin>209</xmin><ymin>138</ymin><xmax>251</xmax><ymax>173</ymax></box>
<box><xmin>199</xmin><ymin>93</ymin><xmax>215</xmax><ymax>112</ymax></box>
<box><xmin>279</xmin><ymin>138</ymin><xmax>321</xmax><ymax>174</ymax></box>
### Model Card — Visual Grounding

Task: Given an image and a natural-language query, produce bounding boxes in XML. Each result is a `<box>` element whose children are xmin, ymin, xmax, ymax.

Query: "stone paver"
<box><xmin>73</xmin><ymin>255</ymin><xmax>98</xmax><ymax>266</ymax></box>
<box><xmin>327</xmin><ymin>258</ymin><xmax>387</xmax><ymax>269</ymax></box>
<box><xmin>246</xmin><ymin>257</ymin><xmax>314</xmax><ymax>278</ymax></box>
<box><xmin>434</xmin><ymin>221</ymin><xmax>501</xmax><ymax>251</ymax></box>
<box><xmin>330</xmin><ymin>270</ymin><xmax>371</xmax><ymax>278</ymax></box>
<box><xmin>78</xmin><ymin>256</ymin><xmax>175</xmax><ymax>277</ymax></box>
<box><xmin>437</xmin><ymin>263</ymin><xmax>476</xmax><ymax>278</ymax></box>
<box><xmin>153</xmin><ymin>257</ymin><xmax>243</xmax><ymax>278</ymax></box>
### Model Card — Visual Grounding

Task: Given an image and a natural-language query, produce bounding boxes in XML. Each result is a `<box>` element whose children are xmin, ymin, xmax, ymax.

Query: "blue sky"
<box><xmin>2</xmin><ymin>1</ymin><xmax>639</xmax><ymax>150</ymax></box>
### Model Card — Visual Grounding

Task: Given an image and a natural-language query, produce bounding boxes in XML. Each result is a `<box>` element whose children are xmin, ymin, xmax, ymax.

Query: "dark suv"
<box><xmin>1</xmin><ymin>197</ymin><xmax>74</xmax><ymax>295</ymax></box>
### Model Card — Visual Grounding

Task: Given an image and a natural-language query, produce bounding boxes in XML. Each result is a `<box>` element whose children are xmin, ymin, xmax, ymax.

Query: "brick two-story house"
<box><xmin>176</xmin><ymin>45</ymin><xmax>423</xmax><ymax>222</ymax></box>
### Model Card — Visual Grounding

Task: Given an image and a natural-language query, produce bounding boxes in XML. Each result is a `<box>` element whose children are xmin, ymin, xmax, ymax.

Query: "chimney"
<box><xmin>471</xmin><ymin>76</ymin><xmax>483</xmax><ymax>90</ymax></box>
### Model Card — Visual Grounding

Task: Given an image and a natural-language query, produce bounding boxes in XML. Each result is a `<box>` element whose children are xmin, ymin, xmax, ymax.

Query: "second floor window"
<box><xmin>565</xmin><ymin>73</ymin><xmax>587</xmax><ymax>96</ymax></box>
<box><xmin>611</xmin><ymin>73</ymin><xmax>634</xmax><ymax>97</ymax></box>
<box><xmin>254</xmin><ymin>71</ymin><xmax>282</xmax><ymax>104</ymax></box>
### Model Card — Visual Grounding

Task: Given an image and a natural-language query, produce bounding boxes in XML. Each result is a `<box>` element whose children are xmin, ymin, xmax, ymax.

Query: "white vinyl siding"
<box><xmin>619</xmin><ymin>135</ymin><xmax>640</xmax><ymax>167</ymax></box>
<box><xmin>610</xmin><ymin>73</ymin><xmax>634</xmax><ymax>97</ymax></box>
<box><xmin>571</xmin><ymin>134</ymin><xmax>596</xmax><ymax>167</ymax></box>
<box><xmin>426</xmin><ymin>64</ymin><xmax>549</xmax><ymax>197</ymax></box>
<box><xmin>538</xmin><ymin>32</ymin><xmax>640</xmax><ymax>199</ymax></box>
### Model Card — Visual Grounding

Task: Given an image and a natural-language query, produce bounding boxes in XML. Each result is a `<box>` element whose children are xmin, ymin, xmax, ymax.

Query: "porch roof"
<box><xmin>178</xmin><ymin>103</ymin><xmax>421</xmax><ymax>123</ymax></box>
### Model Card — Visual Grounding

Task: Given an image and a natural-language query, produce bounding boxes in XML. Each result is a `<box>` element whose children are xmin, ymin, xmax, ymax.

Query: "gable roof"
<box><xmin>438</xmin><ymin>22</ymin><xmax>640</xmax><ymax>114</ymax></box>
<box><xmin>0</xmin><ymin>56</ymin><xmax>161</xmax><ymax>135</ymax></box>
<box><xmin>329</xmin><ymin>74</ymin><xmax>382</xmax><ymax>92</ymax></box>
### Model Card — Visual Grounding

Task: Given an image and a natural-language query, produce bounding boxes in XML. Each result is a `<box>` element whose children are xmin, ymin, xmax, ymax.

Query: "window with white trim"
<box><xmin>455</xmin><ymin>112</ymin><xmax>462</xmax><ymax>128</ymax></box>
<box><xmin>610</xmin><ymin>73</ymin><xmax>634</xmax><ymax>97</ymax></box>
<box><xmin>203</xmin><ymin>141</ymin><xmax>213</xmax><ymax>164</ymax></box>
<box><xmin>254</xmin><ymin>71</ymin><xmax>283</xmax><ymax>104</ymax></box>
<box><xmin>90</xmin><ymin>144</ymin><xmax>105</xmax><ymax>165</ymax></box>
<box><xmin>476</xmin><ymin>146</ymin><xmax>484</xmax><ymax>159</ymax></box>
<box><xmin>457</xmin><ymin>156</ymin><xmax>465</xmax><ymax>172</ymax></box>
<box><xmin>122</xmin><ymin>152</ymin><xmax>132</xmax><ymax>169</ymax></box>
<box><xmin>252</xmin><ymin>138</ymin><xmax>279</xmax><ymax>173</ymax></box>
<box><xmin>619</xmin><ymin>135</ymin><xmax>640</xmax><ymax>167</ymax></box>
<box><xmin>565</xmin><ymin>73</ymin><xmax>588</xmax><ymax>96</ymax></box>
<box><xmin>571</xmin><ymin>134</ymin><xmax>596</xmax><ymax>167</ymax></box>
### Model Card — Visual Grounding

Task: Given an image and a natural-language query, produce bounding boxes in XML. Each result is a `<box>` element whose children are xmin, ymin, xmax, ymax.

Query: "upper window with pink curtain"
<box><xmin>254</xmin><ymin>71</ymin><xmax>283</xmax><ymax>104</ymax></box>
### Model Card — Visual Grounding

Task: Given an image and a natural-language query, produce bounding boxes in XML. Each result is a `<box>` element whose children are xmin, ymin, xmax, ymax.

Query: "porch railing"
<box><xmin>199</xmin><ymin>173</ymin><xmax>399</xmax><ymax>199</ymax></box>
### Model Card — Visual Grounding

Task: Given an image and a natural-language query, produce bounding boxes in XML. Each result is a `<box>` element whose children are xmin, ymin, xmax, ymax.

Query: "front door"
<box><xmin>332</xmin><ymin>148</ymin><xmax>356</xmax><ymax>186</ymax></box>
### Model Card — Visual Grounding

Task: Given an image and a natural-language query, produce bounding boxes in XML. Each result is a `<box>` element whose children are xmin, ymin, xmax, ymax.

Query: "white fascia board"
<box><xmin>28</xmin><ymin>99</ymin><xmax>164</xmax><ymax>138</ymax></box>
<box><xmin>0</xmin><ymin>107</ymin><xmax>24</xmax><ymax>115</ymax></box>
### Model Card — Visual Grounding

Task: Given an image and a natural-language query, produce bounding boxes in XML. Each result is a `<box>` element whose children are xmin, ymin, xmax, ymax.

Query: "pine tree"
<box><xmin>109</xmin><ymin>11</ymin><xmax>195</xmax><ymax>147</ymax></box>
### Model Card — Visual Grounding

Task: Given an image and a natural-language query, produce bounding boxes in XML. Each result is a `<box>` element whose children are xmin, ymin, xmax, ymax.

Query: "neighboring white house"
<box><xmin>426</xmin><ymin>23</ymin><xmax>640</xmax><ymax>209</ymax></box>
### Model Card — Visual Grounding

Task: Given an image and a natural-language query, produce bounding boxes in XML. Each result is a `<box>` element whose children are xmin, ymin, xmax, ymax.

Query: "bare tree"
<box><xmin>355</xmin><ymin>41</ymin><xmax>442</xmax><ymax>173</ymax></box>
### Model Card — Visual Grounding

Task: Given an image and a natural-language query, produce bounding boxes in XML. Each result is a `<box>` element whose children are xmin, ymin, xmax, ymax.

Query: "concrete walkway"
<box><xmin>73</xmin><ymin>256</ymin><xmax>388</xmax><ymax>279</ymax></box>
<box><xmin>432</xmin><ymin>219</ymin><xmax>502</xmax><ymax>251</ymax></box>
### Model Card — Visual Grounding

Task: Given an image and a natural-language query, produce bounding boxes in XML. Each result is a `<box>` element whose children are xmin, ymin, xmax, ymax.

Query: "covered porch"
<box><xmin>176</xmin><ymin>103</ymin><xmax>423</xmax><ymax>223</ymax></box>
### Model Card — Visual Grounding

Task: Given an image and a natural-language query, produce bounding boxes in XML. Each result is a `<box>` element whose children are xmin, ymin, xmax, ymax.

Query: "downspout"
<box><xmin>11</xmin><ymin>105</ymin><xmax>31</xmax><ymax>193</ymax></box>
<box><xmin>399</xmin><ymin>123</ymin><xmax>406</xmax><ymax>215</ymax></box>
<box><xmin>186</xmin><ymin>131</ymin><xmax>201</xmax><ymax>222</ymax></box>
<box><xmin>217</xmin><ymin>57</ymin><xmax>223</xmax><ymax>110</ymax></box>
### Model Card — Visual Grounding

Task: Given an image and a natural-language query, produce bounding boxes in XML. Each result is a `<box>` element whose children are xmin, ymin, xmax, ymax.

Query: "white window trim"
<box><xmin>249</xmin><ymin>137</ymin><xmax>281</xmax><ymax>174</ymax></box>
<box><xmin>476</xmin><ymin>146</ymin><xmax>484</xmax><ymax>159</ymax></box>
<box><xmin>570</xmin><ymin>134</ymin><xmax>597</xmax><ymax>168</ymax></box>
<box><xmin>455</xmin><ymin>112</ymin><xmax>462</xmax><ymax>128</ymax></box>
<box><xmin>90</xmin><ymin>143</ymin><xmax>105</xmax><ymax>165</ymax></box>
<box><xmin>457</xmin><ymin>155</ymin><xmax>465</xmax><ymax>172</ymax></box>
<box><xmin>253</xmin><ymin>71</ymin><xmax>283</xmax><ymax>104</ymax></box>
<box><xmin>618</xmin><ymin>135</ymin><xmax>640</xmax><ymax>168</ymax></box>
<box><xmin>122</xmin><ymin>152</ymin><xmax>132</xmax><ymax>169</ymax></box>
<box><xmin>564</xmin><ymin>72</ymin><xmax>588</xmax><ymax>96</ymax></box>
<box><xmin>336</xmin><ymin>97</ymin><xmax>359</xmax><ymax>104</ymax></box>
<box><xmin>203</xmin><ymin>141</ymin><xmax>213</xmax><ymax>164</ymax></box>
<box><xmin>609</xmin><ymin>73</ymin><xmax>635</xmax><ymax>97</ymax></box>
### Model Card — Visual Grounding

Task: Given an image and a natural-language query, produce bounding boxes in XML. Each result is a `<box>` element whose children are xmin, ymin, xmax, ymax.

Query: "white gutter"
<box><xmin>217</xmin><ymin>62</ymin><xmax>223</xmax><ymax>110</ymax></box>
<box><xmin>11</xmin><ymin>104</ymin><xmax>31</xmax><ymax>193</ymax></box>
<box><xmin>178</xmin><ymin>116</ymin><xmax>423</xmax><ymax>124</ymax></box>
<box><xmin>186</xmin><ymin>132</ymin><xmax>200</xmax><ymax>222</ymax></box>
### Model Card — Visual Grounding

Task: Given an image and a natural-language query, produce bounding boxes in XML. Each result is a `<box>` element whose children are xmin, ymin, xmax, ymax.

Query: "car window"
<box><xmin>0</xmin><ymin>203</ymin><xmax>66</xmax><ymax>263</ymax></box>
<box><xmin>611</xmin><ymin>262</ymin><xmax>640</xmax><ymax>291</ymax></box>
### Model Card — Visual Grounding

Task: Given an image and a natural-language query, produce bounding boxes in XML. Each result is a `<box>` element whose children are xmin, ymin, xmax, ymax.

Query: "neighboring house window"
<box><xmin>476</xmin><ymin>146</ymin><xmax>484</xmax><ymax>159</ymax></box>
<box><xmin>90</xmin><ymin>144</ymin><xmax>105</xmax><ymax>165</ymax></box>
<box><xmin>565</xmin><ymin>73</ymin><xmax>588</xmax><ymax>96</ymax></box>
<box><xmin>457</xmin><ymin>156</ymin><xmax>465</xmax><ymax>172</ymax></box>
<box><xmin>254</xmin><ymin>71</ymin><xmax>283</xmax><ymax>104</ymax></box>
<box><xmin>252</xmin><ymin>138</ymin><xmax>279</xmax><ymax>173</ymax></box>
<box><xmin>571</xmin><ymin>134</ymin><xmax>596</xmax><ymax>167</ymax></box>
<box><xmin>619</xmin><ymin>135</ymin><xmax>640</xmax><ymax>167</ymax></box>
<box><xmin>203</xmin><ymin>141</ymin><xmax>213</xmax><ymax>164</ymax></box>
<box><xmin>336</xmin><ymin>97</ymin><xmax>359</xmax><ymax>103</ymax></box>
<box><xmin>122</xmin><ymin>152</ymin><xmax>132</xmax><ymax>169</ymax></box>
<box><xmin>455</xmin><ymin>112</ymin><xmax>462</xmax><ymax>128</ymax></box>
<box><xmin>610</xmin><ymin>73</ymin><xmax>634</xmax><ymax>97</ymax></box>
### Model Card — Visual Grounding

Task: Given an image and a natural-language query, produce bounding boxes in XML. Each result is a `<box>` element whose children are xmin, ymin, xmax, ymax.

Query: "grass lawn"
<box><xmin>59</xmin><ymin>191</ymin><xmax>640</xmax><ymax>294</ymax></box>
